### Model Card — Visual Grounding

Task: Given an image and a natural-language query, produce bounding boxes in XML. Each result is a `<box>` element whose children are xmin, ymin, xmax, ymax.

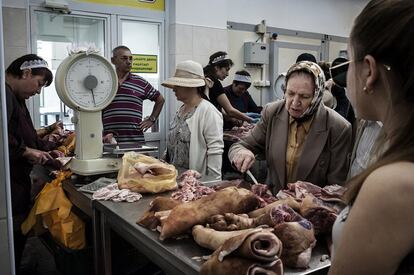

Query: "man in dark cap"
<box><xmin>331</xmin><ymin>57</ymin><xmax>354</xmax><ymax>122</ymax></box>
<box><xmin>296</xmin><ymin>53</ymin><xmax>317</xmax><ymax>63</ymax></box>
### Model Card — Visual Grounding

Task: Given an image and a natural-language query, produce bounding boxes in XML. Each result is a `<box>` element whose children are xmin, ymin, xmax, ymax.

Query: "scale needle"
<box><xmin>90</xmin><ymin>88</ymin><xmax>96</xmax><ymax>107</ymax></box>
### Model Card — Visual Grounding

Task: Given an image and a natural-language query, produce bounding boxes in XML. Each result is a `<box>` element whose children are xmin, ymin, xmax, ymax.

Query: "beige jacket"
<box><xmin>229</xmin><ymin>100</ymin><xmax>352</xmax><ymax>193</ymax></box>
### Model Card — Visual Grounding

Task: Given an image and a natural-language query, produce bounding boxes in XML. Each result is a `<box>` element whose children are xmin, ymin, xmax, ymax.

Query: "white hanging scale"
<box><xmin>55</xmin><ymin>52</ymin><xmax>120</xmax><ymax>175</ymax></box>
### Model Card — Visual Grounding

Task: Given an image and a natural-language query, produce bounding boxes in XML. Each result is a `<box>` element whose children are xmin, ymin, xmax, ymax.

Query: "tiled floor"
<box><xmin>19</xmin><ymin>234</ymin><xmax>165</xmax><ymax>275</ymax></box>
<box><xmin>19</xmin><ymin>236</ymin><xmax>60</xmax><ymax>275</ymax></box>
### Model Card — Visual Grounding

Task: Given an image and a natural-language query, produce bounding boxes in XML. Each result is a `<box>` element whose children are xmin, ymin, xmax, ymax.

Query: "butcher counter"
<box><xmin>62</xmin><ymin>177</ymin><xmax>331</xmax><ymax>275</ymax></box>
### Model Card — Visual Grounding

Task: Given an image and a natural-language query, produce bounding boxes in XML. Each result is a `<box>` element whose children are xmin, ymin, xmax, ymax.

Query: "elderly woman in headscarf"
<box><xmin>229</xmin><ymin>61</ymin><xmax>352</xmax><ymax>193</ymax></box>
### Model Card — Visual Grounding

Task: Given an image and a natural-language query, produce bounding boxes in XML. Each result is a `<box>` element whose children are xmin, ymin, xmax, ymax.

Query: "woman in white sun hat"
<box><xmin>162</xmin><ymin>60</ymin><xmax>224</xmax><ymax>179</ymax></box>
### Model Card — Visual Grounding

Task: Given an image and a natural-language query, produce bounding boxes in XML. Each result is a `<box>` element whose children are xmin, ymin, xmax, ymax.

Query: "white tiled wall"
<box><xmin>166</xmin><ymin>23</ymin><xmax>228</xmax><ymax>119</ymax></box>
<box><xmin>2</xmin><ymin>7</ymin><xmax>28</xmax><ymax>68</ymax></box>
<box><xmin>169</xmin><ymin>23</ymin><xmax>228</xmax><ymax>66</ymax></box>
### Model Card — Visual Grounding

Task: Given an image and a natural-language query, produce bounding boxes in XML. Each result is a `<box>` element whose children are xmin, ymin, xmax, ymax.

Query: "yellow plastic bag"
<box><xmin>22</xmin><ymin>171</ymin><xmax>86</xmax><ymax>250</ymax></box>
<box><xmin>117</xmin><ymin>152</ymin><xmax>177</xmax><ymax>193</ymax></box>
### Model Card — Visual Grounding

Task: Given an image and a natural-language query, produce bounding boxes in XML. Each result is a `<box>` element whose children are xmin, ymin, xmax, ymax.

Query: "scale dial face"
<box><xmin>56</xmin><ymin>53</ymin><xmax>118</xmax><ymax>112</ymax></box>
<box><xmin>274</xmin><ymin>73</ymin><xmax>286</xmax><ymax>100</ymax></box>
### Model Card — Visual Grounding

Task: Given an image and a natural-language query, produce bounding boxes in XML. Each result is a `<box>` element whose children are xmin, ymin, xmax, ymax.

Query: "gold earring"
<box><xmin>363</xmin><ymin>86</ymin><xmax>374</xmax><ymax>94</ymax></box>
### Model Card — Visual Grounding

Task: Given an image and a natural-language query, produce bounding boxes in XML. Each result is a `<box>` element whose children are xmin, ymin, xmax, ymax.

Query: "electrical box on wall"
<box><xmin>244</xmin><ymin>42</ymin><xmax>269</xmax><ymax>65</ymax></box>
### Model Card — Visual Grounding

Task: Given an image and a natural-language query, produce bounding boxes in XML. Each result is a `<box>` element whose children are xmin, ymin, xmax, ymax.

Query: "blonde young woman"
<box><xmin>162</xmin><ymin>60</ymin><xmax>224</xmax><ymax>179</ymax></box>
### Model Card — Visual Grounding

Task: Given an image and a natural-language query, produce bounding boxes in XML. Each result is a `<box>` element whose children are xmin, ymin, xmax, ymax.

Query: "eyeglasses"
<box><xmin>330</xmin><ymin>59</ymin><xmax>392</xmax><ymax>88</ymax></box>
<box><xmin>330</xmin><ymin>60</ymin><xmax>350</xmax><ymax>88</ymax></box>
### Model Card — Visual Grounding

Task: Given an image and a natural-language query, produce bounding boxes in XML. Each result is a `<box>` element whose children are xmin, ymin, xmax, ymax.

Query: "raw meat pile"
<box><xmin>171</xmin><ymin>170</ymin><xmax>215</xmax><ymax>202</ymax></box>
<box><xmin>277</xmin><ymin>181</ymin><xmax>346</xmax><ymax>203</ymax></box>
<box><xmin>93</xmin><ymin>183</ymin><xmax>142</xmax><ymax>202</ymax></box>
<box><xmin>276</xmin><ymin>181</ymin><xmax>346</xmax><ymax>234</ymax></box>
<box><xmin>138</xmin><ymin>171</ymin><xmax>346</xmax><ymax>273</ymax></box>
<box><xmin>251</xmin><ymin>183</ymin><xmax>277</xmax><ymax>207</ymax></box>
<box><xmin>39</xmin><ymin>124</ymin><xmax>76</xmax><ymax>157</ymax></box>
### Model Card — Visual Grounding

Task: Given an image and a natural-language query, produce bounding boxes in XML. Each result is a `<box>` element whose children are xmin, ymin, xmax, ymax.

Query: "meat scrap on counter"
<box><xmin>193</xmin><ymin>225</ymin><xmax>282</xmax><ymax>261</ymax></box>
<box><xmin>205</xmin><ymin>204</ymin><xmax>316</xmax><ymax>267</ymax></box>
<box><xmin>276</xmin><ymin>181</ymin><xmax>346</xmax><ymax>204</ymax></box>
<box><xmin>299</xmin><ymin>194</ymin><xmax>339</xmax><ymax>234</ymax></box>
<box><xmin>158</xmin><ymin>187</ymin><xmax>259</xmax><ymax>240</ymax></box>
<box><xmin>201</xmin><ymin>251</ymin><xmax>283</xmax><ymax>275</ymax></box>
<box><xmin>193</xmin><ymin>226</ymin><xmax>283</xmax><ymax>275</ymax></box>
<box><xmin>275</xmin><ymin>181</ymin><xmax>347</xmax><ymax>235</ymax></box>
<box><xmin>92</xmin><ymin>183</ymin><xmax>142</xmax><ymax>202</ymax></box>
<box><xmin>171</xmin><ymin>170</ymin><xmax>255</xmax><ymax>203</ymax></box>
<box><xmin>137</xmin><ymin>197</ymin><xmax>182</xmax><ymax>230</ymax></box>
<box><xmin>210</xmin><ymin>178</ymin><xmax>251</xmax><ymax>191</ymax></box>
<box><xmin>206</xmin><ymin>204</ymin><xmax>317</xmax><ymax>269</ymax></box>
<box><xmin>177</xmin><ymin>169</ymin><xmax>202</xmax><ymax>181</ymax></box>
<box><xmin>137</xmin><ymin>179</ymin><xmax>344</xmax><ymax>272</ymax></box>
<box><xmin>38</xmin><ymin>125</ymin><xmax>75</xmax><ymax>172</ymax></box>
<box><xmin>251</xmin><ymin>183</ymin><xmax>278</xmax><ymax>207</ymax></box>
<box><xmin>171</xmin><ymin>171</ymin><xmax>215</xmax><ymax>202</ymax></box>
<box><xmin>37</xmin><ymin>121</ymin><xmax>74</xmax><ymax>155</ymax></box>
<box><xmin>271</xmin><ymin>204</ymin><xmax>316</xmax><ymax>269</ymax></box>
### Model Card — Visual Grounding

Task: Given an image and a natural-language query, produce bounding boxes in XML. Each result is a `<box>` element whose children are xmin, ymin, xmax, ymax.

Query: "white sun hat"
<box><xmin>162</xmin><ymin>60</ymin><xmax>206</xmax><ymax>88</ymax></box>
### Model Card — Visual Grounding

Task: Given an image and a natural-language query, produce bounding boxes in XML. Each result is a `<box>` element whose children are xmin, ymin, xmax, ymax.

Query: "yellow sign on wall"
<box><xmin>77</xmin><ymin>0</ymin><xmax>164</xmax><ymax>11</ymax></box>
<box><xmin>131</xmin><ymin>54</ymin><xmax>158</xmax><ymax>73</ymax></box>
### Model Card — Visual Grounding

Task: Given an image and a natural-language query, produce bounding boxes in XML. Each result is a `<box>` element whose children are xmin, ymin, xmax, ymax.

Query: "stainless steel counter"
<box><xmin>63</xmin><ymin>178</ymin><xmax>331</xmax><ymax>275</ymax></box>
<box><xmin>95</xmin><ymin>194</ymin><xmax>209</xmax><ymax>275</ymax></box>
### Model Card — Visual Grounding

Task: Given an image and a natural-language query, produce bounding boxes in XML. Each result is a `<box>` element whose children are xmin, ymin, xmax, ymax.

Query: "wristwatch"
<box><xmin>148</xmin><ymin>115</ymin><xmax>157</xmax><ymax>122</ymax></box>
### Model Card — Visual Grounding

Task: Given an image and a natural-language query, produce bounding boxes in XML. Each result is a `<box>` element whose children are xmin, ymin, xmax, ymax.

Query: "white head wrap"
<box><xmin>234</xmin><ymin>73</ymin><xmax>251</xmax><ymax>83</ymax></box>
<box><xmin>20</xmin><ymin>59</ymin><xmax>49</xmax><ymax>70</ymax></box>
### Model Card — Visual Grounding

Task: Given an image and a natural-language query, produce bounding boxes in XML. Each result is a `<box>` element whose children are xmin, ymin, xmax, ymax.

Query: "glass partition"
<box><xmin>34</xmin><ymin>11</ymin><xmax>106</xmax><ymax>129</ymax></box>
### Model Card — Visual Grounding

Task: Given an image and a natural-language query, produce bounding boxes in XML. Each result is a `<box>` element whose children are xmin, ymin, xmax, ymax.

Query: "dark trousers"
<box><xmin>13</xmin><ymin>230</ymin><xmax>27</xmax><ymax>274</ymax></box>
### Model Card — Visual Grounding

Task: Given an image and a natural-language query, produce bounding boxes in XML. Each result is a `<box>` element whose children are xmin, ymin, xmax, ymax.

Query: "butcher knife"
<box><xmin>246</xmin><ymin>169</ymin><xmax>259</xmax><ymax>185</ymax></box>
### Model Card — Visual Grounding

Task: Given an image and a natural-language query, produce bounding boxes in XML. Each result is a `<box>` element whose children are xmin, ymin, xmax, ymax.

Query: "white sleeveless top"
<box><xmin>331</xmin><ymin>206</ymin><xmax>350</xmax><ymax>260</ymax></box>
<box><xmin>331</xmin><ymin>205</ymin><xmax>414</xmax><ymax>274</ymax></box>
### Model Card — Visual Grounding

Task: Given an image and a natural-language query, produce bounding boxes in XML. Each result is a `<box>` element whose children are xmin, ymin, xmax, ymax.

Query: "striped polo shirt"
<box><xmin>102</xmin><ymin>73</ymin><xmax>160</xmax><ymax>142</ymax></box>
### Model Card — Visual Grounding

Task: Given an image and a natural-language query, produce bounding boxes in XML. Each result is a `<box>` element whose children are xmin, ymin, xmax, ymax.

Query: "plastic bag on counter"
<box><xmin>117</xmin><ymin>152</ymin><xmax>178</xmax><ymax>193</ymax></box>
<box><xmin>21</xmin><ymin>171</ymin><xmax>86</xmax><ymax>250</ymax></box>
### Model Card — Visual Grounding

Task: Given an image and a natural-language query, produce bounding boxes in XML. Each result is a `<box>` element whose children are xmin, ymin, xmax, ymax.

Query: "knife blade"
<box><xmin>246</xmin><ymin>169</ymin><xmax>259</xmax><ymax>185</ymax></box>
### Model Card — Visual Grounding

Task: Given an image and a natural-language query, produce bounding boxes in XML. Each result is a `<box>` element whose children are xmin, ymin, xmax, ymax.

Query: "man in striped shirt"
<box><xmin>103</xmin><ymin>45</ymin><xmax>165</xmax><ymax>143</ymax></box>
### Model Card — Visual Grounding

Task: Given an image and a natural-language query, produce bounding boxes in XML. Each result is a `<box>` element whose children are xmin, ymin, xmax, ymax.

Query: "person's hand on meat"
<box><xmin>49</xmin><ymin>149</ymin><xmax>65</xmax><ymax>158</ymax></box>
<box><xmin>232</xmin><ymin>148</ymin><xmax>255</xmax><ymax>173</ymax></box>
<box><xmin>23</xmin><ymin>147</ymin><xmax>53</xmax><ymax>165</ymax></box>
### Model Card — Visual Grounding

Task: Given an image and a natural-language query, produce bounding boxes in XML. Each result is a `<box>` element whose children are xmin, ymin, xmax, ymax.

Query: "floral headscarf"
<box><xmin>284</xmin><ymin>61</ymin><xmax>326</xmax><ymax>120</ymax></box>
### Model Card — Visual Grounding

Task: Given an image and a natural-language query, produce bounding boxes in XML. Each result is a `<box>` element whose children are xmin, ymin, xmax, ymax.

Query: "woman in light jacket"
<box><xmin>162</xmin><ymin>60</ymin><xmax>224</xmax><ymax>179</ymax></box>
